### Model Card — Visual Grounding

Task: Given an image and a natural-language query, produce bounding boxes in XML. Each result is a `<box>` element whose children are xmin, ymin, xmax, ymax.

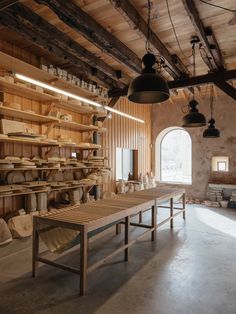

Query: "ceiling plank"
<box><xmin>108</xmin><ymin>69</ymin><xmax>236</xmax><ymax>97</ymax></box>
<box><xmin>35</xmin><ymin>0</ymin><xmax>142</xmax><ymax>74</ymax></box>
<box><xmin>214</xmin><ymin>80</ymin><xmax>236</xmax><ymax>101</ymax></box>
<box><xmin>182</xmin><ymin>0</ymin><xmax>224</xmax><ymax>70</ymax></box>
<box><xmin>109</xmin><ymin>0</ymin><xmax>188</xmax><ymax>79</ymax></box>
<box><xmin>0</xmin><ymin>4</ymin><xmax>125</xmax><ymax>89</ymax></box>
<box><xmin>0</xmin><ymin>0</ymin><xmax>18</xmax><ymax>11</ymax></box>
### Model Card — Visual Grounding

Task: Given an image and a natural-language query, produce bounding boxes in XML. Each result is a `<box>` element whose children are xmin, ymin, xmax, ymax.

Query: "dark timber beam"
<box><xmin>110</xmin><ymin>0</ymin><xmax>188</xmax><ymax>79</ymax></box>
<box><xmin>213</xmin><ymin>80</ymin><xmax>236</xmax><ymax>101</ymax></box>
<box><xmin>182</xmin><ymin>0</ymin><xmax>224</xmax><ymax>70</ymax></box>
<box><xmin>35</xmin><ymin>0</ymin><xmax>142</xmax><ymax>74</ymax></box>
<box><xmin>0</xmin><ymin>3</ymin><xmax>125</xmax><ymax>89</ymax></box>
<box><xmin>0</xmin><ymin>0</ymin><xmax>18</xmax><ymax>11</ymax></box>
<box><xmin>108</xmin><ymin>69</ymin><xmax>236</xmax><ymax>97</ymax></box>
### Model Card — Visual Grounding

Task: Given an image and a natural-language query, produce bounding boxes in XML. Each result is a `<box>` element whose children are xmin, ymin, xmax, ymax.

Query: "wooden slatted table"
<box><xmin>32</xmin><ymin>187</ymin><xmax>186</xmax><ymax>295</ymax></box>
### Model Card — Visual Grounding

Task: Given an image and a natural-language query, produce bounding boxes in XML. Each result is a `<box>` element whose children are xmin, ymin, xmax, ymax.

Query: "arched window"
<box><xmin>155</xmin><ymin>127</ymin><xmax>192</xmax><ymax>184</ymax></box>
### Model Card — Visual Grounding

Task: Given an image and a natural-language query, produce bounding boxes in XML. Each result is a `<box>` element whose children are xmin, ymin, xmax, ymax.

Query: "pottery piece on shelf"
<box><xmin>8</xmin><ymin>214</ymin><xmax>33</xmax><ymax>238</ymax></box>
<box><xmin>7</xmin><ymin>171</ymin><xmax>25</xmax><ymax>184</ymax></box>
<box><xmin>37</xmin><ymin>192</ymin><xmax>48</xmax><ymax>212</ymax></box>
<box><xmin>0</xmin><ymin>218</ymin><xmax>12</xmax><ymax>245</ymax></box>
<box><xmin>26</xmin><ymin>193</ymin><xmax>37</xmax><ymax>212</ymax></box>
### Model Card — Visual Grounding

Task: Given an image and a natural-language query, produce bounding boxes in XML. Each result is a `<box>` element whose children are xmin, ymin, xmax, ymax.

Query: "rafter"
<box><xmin>214</xmin><ymin>80</ymin><xmax>236</xmax><ymax>101</ymax></box>
<box><xmin>0</xmin><ymin>3</ymin><xmax>126</xmax><ymax>89</ymax></box>
<box><xmin>35</xmin><ymin>0</ymin><xmax>142</xmax><ymax>74</ymax></box>
<box><xmin>0</xmin><ymin>0</ymin><xmax>18</xmax><ymax>11</ymax></box>
<box><xmin>108</xmin><ymin>69</ymin><xmax>236</xmax><ymax>97</ymax></box>
<box><xmin>109</xmin><ymin>0</ymin><xmax>188</xmax><ymax>79</ymax></box>
<box><xmin>182</xmin><ymin>0</ymin><xmax>224</xmax><ymax>70</ymax></box>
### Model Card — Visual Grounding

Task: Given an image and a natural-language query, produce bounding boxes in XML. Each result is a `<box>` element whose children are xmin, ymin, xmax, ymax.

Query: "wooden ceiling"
<box><xmin>0</xmin><ymin>0</ymin><xmax>235</xmax><ymax>100</ymax></box>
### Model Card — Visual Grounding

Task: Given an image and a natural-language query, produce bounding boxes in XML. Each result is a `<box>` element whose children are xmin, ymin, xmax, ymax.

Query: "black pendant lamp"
<box><xmin>128</xmin><ymin>1</ymin><xmax>169</xmax><ymax>104</ymax></box>
<box><xmin>203</xmin><ymin>87</ymin><xmax>220</xmax><ymax>138</ymax></box>
<box><xmin>182</xmin><ymin>99</ymin><xmax>206</xmax><ymax>127</ymax></box>
<box><xmin>182</xmin><ymin>42</ymin><xmax>206</xmax><ymax>128</ymax></box>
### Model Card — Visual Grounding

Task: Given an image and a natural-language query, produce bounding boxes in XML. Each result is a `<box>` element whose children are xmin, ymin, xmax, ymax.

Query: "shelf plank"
<box><xmin>0</xmin><ymin>137</ymin><xmax>58</xmax><ymax>147</ymax></box>
<box><xmin>0</xmin><ymin>166</ymin><xmax>107</xmax><ymax>171</ymax></box>
<box><xmin>0</xmin><ymin>106</ymin><xmax>59</xmax><ymax>123</ymax></box>
<box><xmin>56</xmin><ymin>120</ymin><xmax>98</xmax><ymax>132</ymax></box>
<box><xmin>54</xmin><ymin>100</ymin><xmax>101</xmax><ymax>115</ymax></box>
<box><xmin>0</xmin><ymin>77</ymin><xmax>58</xmax><ymax>101</ymax></box>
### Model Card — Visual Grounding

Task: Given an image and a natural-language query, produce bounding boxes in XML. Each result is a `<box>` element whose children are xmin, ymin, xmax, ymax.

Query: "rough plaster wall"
<box><xmin>151</xmin><ymin>92</ymin><xmax>236</xmax><ymax>200</ymax></box>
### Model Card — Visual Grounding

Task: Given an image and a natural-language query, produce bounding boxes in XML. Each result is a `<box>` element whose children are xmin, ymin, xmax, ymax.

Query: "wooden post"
<box><xmin>124</xmin><ymin>216</ymin><xmax>130</xmax><ymax>261</ymax></box>
<box><xmin>170</xmin><ymin>198</ymin><xmax>174</xmax><ymax>228</ymax></box>
<box><xmin>182</xmin><ymin>193</ymin><xmax>186</xmax><ymax>220</ymax></box>
<box><xmin>32</xmin><ymin>217</ymin><xmax>39</xmax><ymax>277</ymax></box>
<box><xmin>151</xmin><ymin>203</ymin><xmax>157</xmax><ymax>241</ymax></box>
<box><xmin>80</xmin><ymin>226</ymin><xmax>88</xmax><ymax>296</ymax></box>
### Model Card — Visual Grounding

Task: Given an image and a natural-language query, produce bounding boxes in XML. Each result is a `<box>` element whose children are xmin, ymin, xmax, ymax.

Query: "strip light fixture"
<box><xmin>15</xmin><ymin>73</ymin><xmax>144</xmax><ymax>123</ymax></box>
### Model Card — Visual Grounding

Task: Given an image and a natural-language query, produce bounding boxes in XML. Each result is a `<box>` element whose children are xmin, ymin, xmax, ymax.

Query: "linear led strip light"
<box><xmin>15</xmin><ymin>73</ymin><xmax>144</xmax><ymax>124</ymax></box>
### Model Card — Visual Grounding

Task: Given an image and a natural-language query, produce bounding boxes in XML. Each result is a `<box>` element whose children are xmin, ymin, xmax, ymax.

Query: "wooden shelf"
<box><xmin>0</xmin><ymin>106</ymin><xmax>59</xmax><ymax>123</ymax></box>
<box><xmin>0</xmin><ymin>184</ymin><xmax>99</xmax><ymax>198</ymax></box>
<box><xmin>54</xmin><ymin>100</ymin><xmax>103</xmax><ymax>115</ymax></box>
<box><xmin>56</xmin><ymin>120</ymin><xmax>98</xmax><ymax>132</ymax></box>
<box><xmin>0</xmin><ymin>76</ymin><xmax>58</xmax><ymax>102</ymax></box>
<box><xmin>0</xmin><ymin>137</ymin><xmax>58</xmax><ymax>147</ymax></box>
<box><xmin>0</xmin><ymin>51</ymin><xmax>107</xmax><ymax>103</ymax></box>
<box><xmin>0</xmin><ymin>166</ymin><xmax>107</xmax><ymax>171</ymax></box>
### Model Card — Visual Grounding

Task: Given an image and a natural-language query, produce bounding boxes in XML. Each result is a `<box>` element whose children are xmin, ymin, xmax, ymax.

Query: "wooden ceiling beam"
<box><xmin>109</xmin><ymin>0</ymin><xmax>188</xmax><ymax>79</ymax></box>
<box><xmin>0</xmin><ymin>0</ymin><xmax>18</xmax><ymax>11</ymax></box>
<box><xmin>213</xmin><ymin>80</ymin><xmax>236</xmax><ymax>101</ymax></box>
<box><xmin>35</xmin><ymin>0</ymin><xmax>142</xmax><ymax>74</ymax></box>
<box><xmin>182</xmin><ymin>0</ymin><xmax>224</xmax><ymax>70</ymax></box>
<box><xmin>108</xmin><ymin>69</ymin><xmax>236</xmax><ymax>97</ymax></box>
<box><xmin>0</xmin><ymin>4</ymin><xmax>125</xmax><ymax>89</ymax></box>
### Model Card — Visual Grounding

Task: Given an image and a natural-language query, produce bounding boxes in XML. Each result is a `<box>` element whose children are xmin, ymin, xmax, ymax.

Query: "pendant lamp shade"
<box><xmin>203</xmin><ymin>119</ymin><xmax>220</xmax><ymax>138</ymax></box>
<box><xmin>128</xmin><ymin>53</ymin><xmax>170</xmax><ymax>104</ymax></box>
<box><xmin>182</xmin><ymin>99</ymin><xmax>206</xmax><ymax>128</ymax></box>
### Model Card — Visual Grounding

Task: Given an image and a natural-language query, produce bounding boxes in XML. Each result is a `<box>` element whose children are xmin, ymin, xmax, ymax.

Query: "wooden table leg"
<box><xmin>116</xmin><ymin>223</ymin><xmax>121</xmax><ymax>234</ymax></box>
<box><xmin>80</xmin><ymin>226</ymin><xmax>88</xmax><ymax>296</ymax></box>
<box><xmin>151</xmin><ymin>204</ymin><xmax>157</xmax><ymax>241</ymax></box>
<box><xmin>32</xmin><ymin>218</ymin><xmax>39</xmax><ymax>277</ymax></box>
<box><xmin>139</xmin><ymin>211</ymin><xmax>142</xmax><ymax>223</ymax></box>
<box><xmin>124</xmin><ymin>216</ymin><xmax>130</xmax><ymax>261</ymax></box>
<box><xmin>170</xmin><ymin>198</ymin><xmax>174</xmax><ymax>228</ymax></box>
<box><xmin>182</xmin><ymin>193</ymin><xmax>186</xmax><ymax>220</ymax></box>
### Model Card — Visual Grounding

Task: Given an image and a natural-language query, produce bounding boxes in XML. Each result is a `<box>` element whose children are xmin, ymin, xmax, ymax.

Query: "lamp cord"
<box><xmin>145</xmin><ymin>0</ymin><xmax>152</xmax><ymax>53</ymax></box>
<box><xmin>210</xmin><ymin>85</ymin><xmax>214</xmax><ymax>119</ymax></box>
<box><xmin>192</xmin><ymin>42</ymin><xmax>196</xmax><ymax>100</ymax></box>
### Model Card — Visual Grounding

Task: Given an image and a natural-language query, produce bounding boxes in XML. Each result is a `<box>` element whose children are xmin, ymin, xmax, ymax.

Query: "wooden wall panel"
<box><xmin>101</xmin><ymin>97</ymin><xmax>152</xmax><ymax>192</ymax></box>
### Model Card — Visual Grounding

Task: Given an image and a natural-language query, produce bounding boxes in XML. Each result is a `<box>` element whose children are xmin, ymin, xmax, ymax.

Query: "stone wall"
<box><xmin>151</xmin><ymin>91</ymin><xmax>236</xmax><ymax>200</ymax></box>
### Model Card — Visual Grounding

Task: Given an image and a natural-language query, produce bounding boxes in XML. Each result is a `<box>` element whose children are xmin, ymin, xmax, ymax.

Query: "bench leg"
<box><xmin>124</xmin><ymin>216</ymin><xmax>130</xmax><ymax>261</ymax></box>
<box><xmin>151</xmin><ymin>205</ymin><xmax>157</xmax><ymax>241</ymax></box>
<box><xmin>170</xmin><ymin>198</ymin><xmax>174</xmax><ymax>228</ymax></box>
<box><xmin>80</xmin><ymin>227</ymin><xmax>88</xmax><ymax>296</ymax></box>
<box><xmin>32</xmin><ymin>220</ymin><xmax>39</xmax><ymax>277</ymax></box>
<box><xmin>182</xmin><ymin>193</ymin><xmax>186</xmax><ymax>220</ymax></box>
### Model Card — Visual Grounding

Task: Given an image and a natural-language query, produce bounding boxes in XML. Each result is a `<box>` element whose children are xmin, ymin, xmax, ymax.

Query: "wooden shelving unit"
<box><xmin>0</xmin><ymin>51</ymin><xmax>107</xmax><ymax>210</ymax></box>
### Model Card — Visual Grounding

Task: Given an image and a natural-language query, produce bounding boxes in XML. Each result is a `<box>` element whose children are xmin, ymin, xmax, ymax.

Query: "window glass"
<box><xmin>116</xmin><ymin>148</ymin><xmax>134</xmax><ymax>180</ymax></box>
<box><xmin>160</xmin><ymin>129</ymin><xmax>192</xmax><ymax>184</ymax></box>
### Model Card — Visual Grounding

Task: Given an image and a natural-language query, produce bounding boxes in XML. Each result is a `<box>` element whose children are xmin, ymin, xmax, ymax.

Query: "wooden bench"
<box><xmin>32</xmin><ymin>187</ymin><xmax>186</xmax><ymax>295</ymax></box>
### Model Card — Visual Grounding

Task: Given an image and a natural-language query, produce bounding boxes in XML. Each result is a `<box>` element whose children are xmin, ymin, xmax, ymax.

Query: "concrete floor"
<box><xmin>1</xmin><ymin>204</ymin><xmax>236</xmax><ymax>314</ymax></box>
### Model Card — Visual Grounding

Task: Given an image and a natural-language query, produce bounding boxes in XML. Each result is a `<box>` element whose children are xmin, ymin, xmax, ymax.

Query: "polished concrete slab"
<box><xmin>1</xmin><ymin>205</ymin><xmax>236</xmax><ymax>314</ymax></box>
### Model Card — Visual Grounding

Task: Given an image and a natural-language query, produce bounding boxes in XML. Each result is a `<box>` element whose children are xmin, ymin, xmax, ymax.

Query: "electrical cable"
<box><xmin>198</xmin><ymin>0</ymin><xmax>236</xmax><ymax>13</ymax></box>
<box><xmin>165</xmin><ymin>0</ymin><xmax>193</xmax><ymax>60</ymax></box>
<box><xmin>145</xmin><ymin>0</ymin><xmax>152</xmax><ymax>53</ymax></box>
